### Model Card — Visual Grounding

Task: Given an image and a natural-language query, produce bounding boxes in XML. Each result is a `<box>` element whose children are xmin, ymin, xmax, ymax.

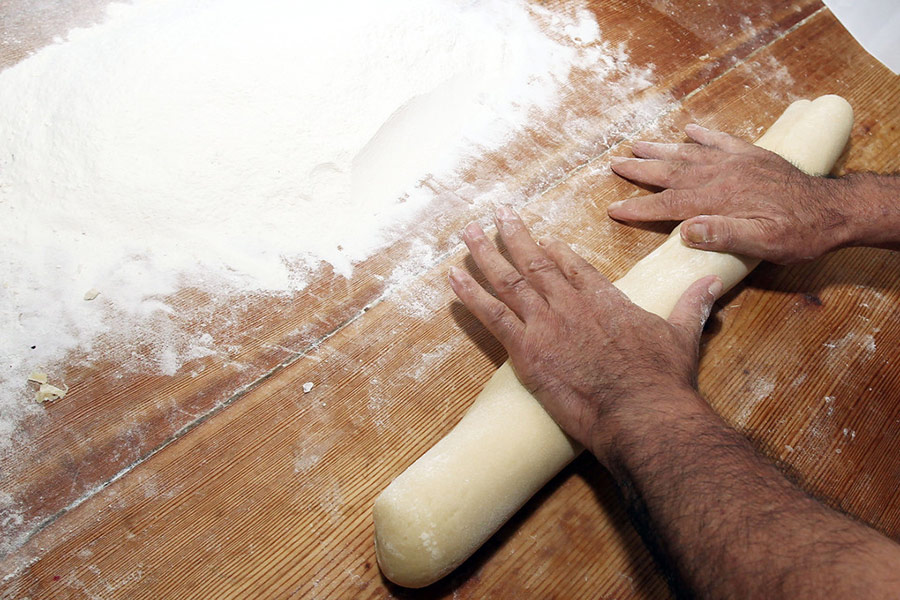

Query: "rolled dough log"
<box><xmin>374</xmin><ymin>95</ymin><xmax>853</xmax><ymax>588</ymax></box>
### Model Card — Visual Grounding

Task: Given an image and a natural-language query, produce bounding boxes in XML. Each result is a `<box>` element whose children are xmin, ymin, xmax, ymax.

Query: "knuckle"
<box><xmin>498</xmin><ymin>269</ymin><xmax>528</xmax><ymax>294</ymax></box>
<box><xmin>713</xmin><ymin>221</ymin><xmax>733</xmax><ymax>247</ymax></box>
<box><xmin>524</xmin><ymin>255</ymin><xmax>558</xmax><ymax>277</ymax></box>
<box><xmin>569</xmin><ymin>261</ymin><xmax>603</xmax><ymax>286</ymax></box>
<box><xmin>470</xmin><ymin>235</ymin><xmax>495</xmax><ymax>255</ymax></box>
<box><xmin>563</xmin><ymin>261</ymin><xmax>588</xmax><ymax>281</ymax></box>
<box><xmin>487</xmin><ymin>301</ymin><xmax>509</xmax><ymax>324</ymax></box>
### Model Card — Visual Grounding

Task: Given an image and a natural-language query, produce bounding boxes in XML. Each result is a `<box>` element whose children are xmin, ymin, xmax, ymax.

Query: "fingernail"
<box><xmin>448</xmin><ymin>266</ymin><xmax>462</xmax><ymax>283</ymax></box>
<box><xmin>464</xmin><ymin>222</ymin><xmax>484</xmax><ymax>239</ymax></box>
<box><xmin>607</xmin><ymin>200</ymin><xmax>625</xmax><ymax>212</ymax></box>
<box><xmin>496</xmin><ymin>205</ymin><xmax>515</xmax><ymax>221</ymax></box>
<box><xmin>685</xmin><ymin>123</ymin><xmax>706</xmax><ymax>131</ymax></box>
<box><xmin>708</xmin><ymin>277</ymin><xmax>723</xmax><ymax>297</ymax></box>
<box><xmin>537</xmin><ymin>236</ymin><xmax>553</xmax><ymax>246</ymax></box>
<box><xmin>684</xmin><ymin>222</ymin><xmax>715</xmax><ymax>244</ymax></box>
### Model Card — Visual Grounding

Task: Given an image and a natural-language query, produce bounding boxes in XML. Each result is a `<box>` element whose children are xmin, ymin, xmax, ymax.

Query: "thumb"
<box><xmin>681</xmin><ymin>215</ymin><xmax>769</xmax><ymax>258</ymax></box>
<box><xmin>668</xmin><ymin>275</ymin><xmax>723</xmax><ymax>343</ymax></box>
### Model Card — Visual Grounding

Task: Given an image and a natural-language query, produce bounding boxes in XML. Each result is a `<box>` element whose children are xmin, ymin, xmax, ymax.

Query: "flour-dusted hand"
<box><xmin>448</xmin><ymin>206</ymin><xmax>720</xmax><ymax>461</ymax></box>
<box><xmin>607</xmin><ymin>124</ymin><xmax>857</xmax><ymax>264</ymax></box>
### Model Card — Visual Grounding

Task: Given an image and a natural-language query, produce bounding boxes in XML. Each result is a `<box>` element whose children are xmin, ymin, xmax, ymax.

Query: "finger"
<box><xmin>667</xmin><ymin>275</ymin><xmax>723</xmax><ymax>344</ymax></box>
<box><xmin>684</xmin><ymin>124</ymin><xmax>755</xmax><ymax>155</ymax></box>
<box><xmin>680</xmin><ymin>215</ymin><xmax>775</xmax><ymax>261</ymax></box>
<box><xmin>610</xmin><ymin>157</ymin><xmax>714</xmax><ymax>190</ymax></box>
<box><xmin>631</xmin><ymin>141</ymin><xmax>722</xmax><ymax>164</ymax></box>
<box><xmin>607</xmin><ymin>189</ymin><xmax>705</xmax><ymax>222</ymax></box>
<box><xmin>537</xmin><ymin>237</ymin><xmax>607</xmax><ymax>292</ymax></box>
<box><xmin>449</xmin><ymin>266</ymin><xmax>524</xmax><ymax>348</ymax></box>
<box><xmin>462</xmin><ymin>221</ymin><xmax>546</xmax><ymax>320</ymax></box>
<box><xmin>494</xmin><ymin>206</ymin><xmax>570</xmax><ymax>300</ymax></box>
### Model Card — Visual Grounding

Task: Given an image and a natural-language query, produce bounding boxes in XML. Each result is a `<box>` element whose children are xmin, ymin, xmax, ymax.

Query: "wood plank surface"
<box><xmin>0</xmin><ymin>0</ymin><xmax>823</xmax><ymax>562</ymax></box>
<box><xmin>1</xmin><ymin>1</ymin><xmax>898</xmax><ymax>598</ymax></box>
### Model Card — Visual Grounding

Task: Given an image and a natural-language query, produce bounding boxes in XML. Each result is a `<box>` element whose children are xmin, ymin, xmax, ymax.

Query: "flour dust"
<box><xmin>0</xmin><ymin>0</ymin><xmax>658</xmax><ymax>449</ymax></box>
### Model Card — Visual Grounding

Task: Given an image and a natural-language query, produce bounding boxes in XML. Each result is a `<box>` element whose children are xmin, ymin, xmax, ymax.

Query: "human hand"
<box><xmin>449</xmin><ymin>206</ymin><xmax>721</xmax><ymax>463</ymax></box>
<box><xmin>608</xmin><ymin>124</ymin><xmax>852</xmax><ymax>264</ymax></box>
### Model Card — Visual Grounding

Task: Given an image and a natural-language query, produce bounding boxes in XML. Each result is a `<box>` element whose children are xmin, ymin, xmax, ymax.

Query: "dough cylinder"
<box><xmin>374</xmin><ymin>94</ymin><xmax>853</xmax><ymax>588</ymax></box>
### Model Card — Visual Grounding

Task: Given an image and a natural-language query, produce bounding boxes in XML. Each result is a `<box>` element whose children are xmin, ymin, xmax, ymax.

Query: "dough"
<box><xmin>374</xmin><ymin>95</ymin><xmax>853</xmax><ymax>588</ymax></box>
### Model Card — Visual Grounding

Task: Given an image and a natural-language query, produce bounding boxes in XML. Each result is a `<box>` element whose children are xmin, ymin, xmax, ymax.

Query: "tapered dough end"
<box><xmin>752</xmin><ymin>98</ymin><xmax>811</xmax><ymax>151</ymax></box>
<box><xmin>755</xmin><ymin>94</ymin><xmax>853</xmax><ymax>176</ymax></box>
<box><xmin>373</xmin><ymin>472</ymin><xmax>466</xmax><ymax>588</ymax></box>
<box><xmin>373</xmin><ymin>494</ymin><xmax>443</xmax><ymax>588</ymax></box>
<box><xmin>373</xmin><ymin>362</ymin><xmax>579</xmax><ymax>588</ymax></box>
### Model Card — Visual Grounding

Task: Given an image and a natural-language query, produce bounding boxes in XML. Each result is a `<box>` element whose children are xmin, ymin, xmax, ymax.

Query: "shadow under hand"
<box><xmin>747</xmin><ymin>247</ymin><xmax>898</xmax><ymax>299</ymax></box>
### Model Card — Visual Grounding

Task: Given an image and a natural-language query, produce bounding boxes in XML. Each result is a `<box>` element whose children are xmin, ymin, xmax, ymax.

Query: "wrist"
<box><xmin>833</xmin><ymin>173</ymin><xmax>900</xmax><ymax>250</ymax></box>
<box><xmin>589</xmin><ymin>386</ymin><xmax>714</xmax><ymax>468</ymax></box>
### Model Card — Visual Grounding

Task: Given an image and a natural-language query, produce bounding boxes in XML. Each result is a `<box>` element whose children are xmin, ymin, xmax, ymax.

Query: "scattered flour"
<box><xmin>0</xmin><ymin>0</ymin><xmax>632</xmax><ymax>446</ymax></box>
<box><xmin>823</xmin><ymin>395</ymin><xmax>836</xmax><ymax>417</ymax></box>
<box><xmin>862</xmin><ymin>335</ymin><xmax>877</xmax><ymax>353</ymax></box>
<box><xmin>823</xmin><ymin>331</ymin><xmax>878</xmax><ymax>365</ymax></box>
<box><xmin>294</xmin><ymin>441</ymin><xmax>327</xmax><ymax>475</ymax></box>
<box><xmin>0</xmin><ymin>492</ymin><xmax>25</xmax><ymax>558</ymax></box>
<box><xmin>735</xmin><ymin>377</ymin><xmax>775</xmax><ymax>427</ymax></box>
<box><xmin>318</xmin><ymin>482</ymin><xmax>344</xmax><ymax>525</ymax></box>
<box><xmin>789</xmin><ymin>373</ymin><xmax>808</xmax><ymax>388</ymax></box>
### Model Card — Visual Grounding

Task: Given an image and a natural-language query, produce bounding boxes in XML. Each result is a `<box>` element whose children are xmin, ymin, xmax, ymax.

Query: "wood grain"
<box><xmin>0</xmin><ymin>0</ymin><xmax>822</xmax><ymax>562</ymax></box>
<box><xmin>1</xmin><ymin>1</ymin><xmax>898</xmax><ymax>599</ymax></box>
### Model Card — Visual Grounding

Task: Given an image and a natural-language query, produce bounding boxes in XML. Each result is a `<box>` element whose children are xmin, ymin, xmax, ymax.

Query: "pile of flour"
<box><xmin>0</xmin><ymin>0</ymin><xmax>643</xmax><ymax>445</ymax></box>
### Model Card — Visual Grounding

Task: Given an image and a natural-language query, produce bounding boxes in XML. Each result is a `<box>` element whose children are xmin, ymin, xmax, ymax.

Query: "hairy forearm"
<box><xmin>599</xmin><ymin>391</ymin><xmax>900</xmax><ymax>599</ymax></box>
<box><xmin>836</xmin><ymin>173</ymin><xmax>900</xmax><ymax>252</ymax></box>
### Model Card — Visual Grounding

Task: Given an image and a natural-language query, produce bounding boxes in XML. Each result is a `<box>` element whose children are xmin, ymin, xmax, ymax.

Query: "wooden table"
<box><xmin>1</xmin><ymin>1</ymin><xmax>898</xmax><ymax>598</ymax></box>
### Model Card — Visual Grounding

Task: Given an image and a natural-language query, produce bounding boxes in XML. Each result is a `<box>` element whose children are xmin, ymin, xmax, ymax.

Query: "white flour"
<box><xmin>0</xmin><ymin>0</ymin><xmax>637</xmax><ymax>447</ymax></box>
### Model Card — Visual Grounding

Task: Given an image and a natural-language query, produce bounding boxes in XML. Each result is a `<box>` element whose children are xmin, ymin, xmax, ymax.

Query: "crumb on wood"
<box><xmin>28</xmin><ymin>371</ymin><xmax>69</xmax><ymax>403</ymax></box>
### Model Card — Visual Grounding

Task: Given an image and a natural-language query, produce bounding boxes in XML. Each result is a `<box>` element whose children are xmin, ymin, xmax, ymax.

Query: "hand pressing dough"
<box><xmin>374</xmin><ymin>95</ymin><xmax>853</xmax><ymax>588</ymax></box>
